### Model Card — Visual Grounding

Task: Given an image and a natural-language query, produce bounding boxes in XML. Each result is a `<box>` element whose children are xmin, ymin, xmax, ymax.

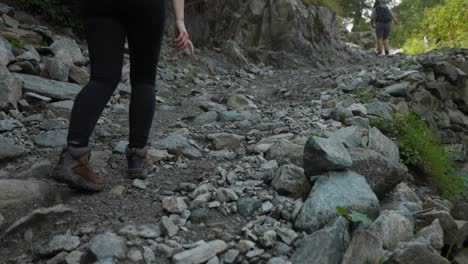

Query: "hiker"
<box><xmin>51</xmin><ymin>0</ymin><xmax>194</xmax><ymax>191</ymax></box>
<box><xmin>371</xmin><ymin>0</ymin><xmax>398</xmax><ymax>56</ymax></box>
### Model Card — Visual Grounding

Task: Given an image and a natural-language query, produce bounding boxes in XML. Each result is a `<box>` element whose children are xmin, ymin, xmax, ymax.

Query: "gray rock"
<box><xmin>127</xmin><ymin>248</ymin><xmax>143</xmax><ymax>263</ymax></box>
<box><xmin>271</xmin><ymin>164</ymin><xmax>311</xmax><ymax>200</ymax></box>
<box><xmin>291</xmin><ymin>217</ymin><xmax>348</xmax><ymax>264</ymax></box>
<box><xmin>265</xmin><ymin>139</ymin><xmax>303</xmax><ymax>167</ymax></box>
<box><xmin>142</xmin><ymin>246</ymin><xmax>156</xmax><ymax>264</ymax></box>
<box><xmin>349</xmin><ymin>148</ymin><xmax>407</xmax><ymax>197</ymax></box>
<box><xmin>193</xmin><ymin>111</ymin><xmax>218</xmax><ymax>126</ymax></box>
<box><xmin>303</xmin><ymin>137</ymin><xmax>352</xmax><ymax>177</ymax></box>
<box><xmin>347</xmin><ymin>103</ymin><xmax>368</xmax><ymax>116</ymax></box>
<box><xmin>33</xmin><ymin>130</ymin><xmax>67</xmax><ymax>147</ymax></box>
<box><xmin>131</xmin><ymin>179</ymin><xmax>146</xmax><ymax>190</ymax></box>
<box><xmin>190</xmin><ymin>208</ymin><xmax>210</xmax><ymax>224</ymax></box>
<box><xmin>328</xmin><ymin>126</ymin><xmax>362</xmax><ymax>148</ymax></box>
<box><xmin>65</xmin><ymin>251</ymin><xmax>84</xmax><ymax>264</ymax></box>
<box><xmin>451</xmin><ymin>198</ymin><xmax>468</xmax><ymax>221</ymax></box>
<box><xmin>220</xmin><ymin>111</ymin><xmax>260</xmax><ymax>122</ymax></box>
<box><xmin>0</xmin><ymin>213</ymin><xmax>5</xmax><ymax>229</ymax></box>
<box><xmin>17</xmin><ymin>160</ymin><xmax>53</xmax><ymax>179</ymax></box>
<box><xmin>434</xmin><ymin>61</ymin><xmax>466</xmax><ymax>87</ymax></box>
<box><xmin>416</xmin><ymin>210</ymin><xmax>458</xmax><ymax>246</ymax></box>
<box><xmin>368</xmin><ymin>128</ymin><xmax>400</xmax><ymax>163</ymax></box>
<box><xmin>87</xmin><ymin>232</ymin><xmax>127</xmax><ymax>261</ymax></box>
<box><xmin>50</xmin><ymin>38</ymin><xmax>86</xmax><ymax>66</ymax></box>
<box><xmin>332</xmin><ymin>107</ymin><xmax>353</xmax><ymax>122</ymax></box>
<box><xmin>69</xmin><ymin>66</ymin><xmax>89</xmax><ymax>85</ymax></box>
<box><xmin>33</xmin><ymin>233</ymin><xmax>80</xmax><ymax>257</ymax></box>
<box><xmin>0</xmin><ymin>119</ymin><xmax>23</xmax><ymax>132</ymax></box>
<box><xmin>0</xmin><ymin>3</ymin><xmax>14</xmax><ymax>16</ymax></box>
<box><xmin>276</xmin><ymin>227</ymin><xmax>299</xmax><ymax>245</ymax></box>
<box><xmin>0</xmin><ymin>136</ymin><xmax>25</xmax><ymax>160</ymax></box>
<box><xmin>414</xmin><ymin>219</ymin><xmax>444</xmax><ymax>251</ymax></box>
<box><xmin>118</xmin><ymin>224</ymin><xmax>161</xmax><ymax>239</ymax></box>
<box><xmin>207</xmin><ymin>133</ymin><xmax>245</xmax><ymax>150</ymax></box>
<box><xmin>16</xmin><ymin>51</ymin><xmax>40</xmax><ymax>63</ymax></box>
<box><xmin>0</xmin><ymin>179</ymin><xmax>49</xmax><ymax>208</ymax></box>
<box><xmin>369</xmin><ymin>210</ymin><xmax>414</xmax><ymax>250</ymax></box>
<box><xmin>237</xmin><ymin>198</ymin><xmax>262</xmax><ymax>217</ymax></box>
<box><xmin>46</xmin><ymin>58</ymin><xmax>70</xmax><ymax>82</ymax></box>
<box><xmin>5</xmin><ymin>204</ymin><xmax>74</xmax><ymax>235</ymax></box>
<box><xmin>152</xmin><ymin>135</ymin><xmax>202</xmax><ymax>159</ymax></box>
<box><xmin>384</xmin><ymin>83</ymin><xmax>409</xmax><ymax>97</ymax></box>
<box><xmin>0</xmin><ymin>70</ymin><xmax>22</xmax><ymax>110</ymax></box>
<box><xmin>267</xmin><ymin>257</ymin><xmax>287</xmax><ymax>264</ymax></box>
<box><xmin>214</xmin><ymin>188</ymin><xmax>239</xmax><ymax>202</ymax></box>
<box><xmin>0</xmin><ymin>36</ymin><xmax>14</xmax><ymax>66</ymax></box>
<box><xmin>342</xmin><ymin>229</ymin><xmax>384</xmax><ymax>264</ymax></box>
<box><xmin>221</xmin><ymin>249</ymin><xmax>239</xmax><ymax>264</ymax></box>
<box><xmin>160</xmin><ymin>216</ymin><xmax>179</xmax><ymax>237</ymax></box>
<box><xmin>295</xmin><ymin>171</ymin><xmax>379</xmax><ymax>232</ymax></box>
<box><xmin>172</xmin><ymin>240</ymin><xmax>228</xmax><ymax>264</ymax></box>
<box><xmin>15</xmin><ymin>73</ymin><xmax>81</xmax><ymax>100</ymax></box>
<box><xmin>227</xmin><ymin>94</ymin><xmax>256</xmax><ymax>111</ymax></box>
<box><xmin>347</xmin><ymin>116</ymin><xmax>370</xmax><ymax>128</ymax></box>
<box><xmin>454</xmin><ymin>250</ymin><xmax>468</xmax><ymax>264</ymax></box>
<box><xmin>49</xmin><ymin>100</ymin><xmax>74</xmax><ymax>118</ymax></box>
<box><xmin>389</xmin><ymin>241</ymin><xmax>450</xmax><ymax>264</ymax></box>
<box><xmin>366</xmin><ymin>101</ymin><xmax>393</xmax><ymax>121</ymax></box>
<box><xmin>162</xmin><ymin>197</ymin><xmax>188</xmax><ymax>214</ymax></box>
<box><xmin>114</xmin><ymin>140</ymin><xmax>128</xmax><ymax>154</ymax></box>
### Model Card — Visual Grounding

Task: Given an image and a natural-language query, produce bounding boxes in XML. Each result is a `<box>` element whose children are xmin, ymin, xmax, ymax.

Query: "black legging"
<box><xmin>67</xmin><ymin>0</ymin><xmax>166</xmax><ymax>149</ymax></box>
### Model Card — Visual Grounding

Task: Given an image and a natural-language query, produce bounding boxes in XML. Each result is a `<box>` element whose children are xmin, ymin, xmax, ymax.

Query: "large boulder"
<box><xmin>265</xmin><ymin>139</ymin><xmax>303</xmax><ymax>167</ymax></box>
<box><xmin>368</xmin><ymin>128</ymin><xmax>400</xmax><ymax>163</ymax></box>
<box><xmin>0</xmin><ymin>179</ymin><xmax>49</xmax><ymax>208</ymax></box>
<box><xmin>388</xmin><ymin>241</ymin><xmax>450</xmax><ymax>264</ymax></box>
<box><xmin>295</xmin><ymin>170</ymin><xmax>379</xmax><ymax>232</ymax></box>
<box><xmin>342</xmin><ymin>229</ymin><xmax>384</xmax><ymax>264</ymax></box>
<box><xmin>349</xmin><ymin>148</ymin><xmax>407</xmax><ymax>197</ymax></box>
<box><xmin>291</xmin><ymin>217</ymin><xmax>348</xmax><ymax>264</ymax></box>
<box><xmin>271</xmin><ymin>164</ymin><xmax>311</xmax><ymax>200</ymax></box>
<box><xmin>303</xmin><ymin>137</ymin><xmax>352</xmax><ymax>177</ymax></box>
<box><xmin>0</xmin><ymin>35</ymin><xmax>14</xmax><ymax>66</ymax></box>
<box><xmin>15</xmin><ymin>73</ymin><xmax>81</xmax><ymax>100</ymax></box>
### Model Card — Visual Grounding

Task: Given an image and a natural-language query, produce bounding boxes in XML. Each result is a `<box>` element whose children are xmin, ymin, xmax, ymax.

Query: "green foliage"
<box><xmin>401</xmin><ymin>0</ymin><xmax>468</xmax><ymax>54</ymax></box>
<box><xmin>356</xmin><ymin>88</ymin><xmax>376</xmax><ymax>104</ymax></box>
<box><xmin>303</xmin><ymin>0</ymin><xmax>342</xmax><ymax>14</ymax></box>
<box><xmin>15</xmin><ymin>0</ymin><xmax>82</xmax><ymax>32</ymax></box>
<box><xmin>339</xmin><ymin>112</ymin><xmax>347</xmax><ymax>123</ymax></box>
<box><xmin>369</xmin><ymin>117</ymin><xmax>394</xmax><ymax>134</ymax></box>
<box><xmin>336</xmin><ymin>206</ymin><xmax>373</xmax><ymax>226</ymax></box>
<box><xmin>10</xmin><ymin>39</ymin><xmax>23</xmax><ymax>49</ymax></box>
<box><xmin>399</xmin><ymin>59</ymin><xmax>419</xmax><ymax>68</ymax></box>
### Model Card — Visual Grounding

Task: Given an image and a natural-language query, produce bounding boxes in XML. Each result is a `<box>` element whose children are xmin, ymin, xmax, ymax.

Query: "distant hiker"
<box><xmin>51</xmin><ymin>0</ymin><xmax>194</xmax><ymax>192</ymax></box>
<box><xmin>371</xmin><ymin>0</ymin><xmax>398</xmax><ymax>56</ymax></box>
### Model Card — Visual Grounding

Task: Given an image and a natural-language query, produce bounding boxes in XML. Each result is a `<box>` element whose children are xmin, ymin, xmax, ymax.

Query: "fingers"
<box><xmin>174</xmin><ymin>31</ymin><xmax>194</xmax><ymax>56</ymax></box>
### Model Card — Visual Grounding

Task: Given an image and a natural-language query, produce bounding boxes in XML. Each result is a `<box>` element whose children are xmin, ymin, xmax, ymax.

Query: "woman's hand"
<box><xmin>175</xmin><ymin>20</ymin><xmax>194</xmax><ymax>56</ymax></box>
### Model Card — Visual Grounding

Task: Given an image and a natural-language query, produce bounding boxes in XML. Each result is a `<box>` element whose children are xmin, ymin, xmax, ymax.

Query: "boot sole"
<box><xmin>52</xmin><ymin>166</ymin><xmax>105</xmax><ymax>192</ymax></box>
<box><xmin>127</xmin><ymin>168</ymin><xmax>148</xmax><ymax>180</ymax></box>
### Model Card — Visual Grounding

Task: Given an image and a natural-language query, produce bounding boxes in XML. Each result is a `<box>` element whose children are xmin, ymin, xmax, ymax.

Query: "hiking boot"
<box><xmin>126</xmin><ymin>146</ymin><xmax>152</xmax><ymax>179</ymax></box>
<box><xmin>385</xmin><ymin>49</ymin><xmax>390</xmax><ymax>55</ymax></box>
<box><xmin>52</xmin><ymin>146</ymin><xmax>106</xmax><ymax>192</ymax></box>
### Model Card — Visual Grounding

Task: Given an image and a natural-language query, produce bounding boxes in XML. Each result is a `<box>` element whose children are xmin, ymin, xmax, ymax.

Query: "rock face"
<box><xmin>303</xmin><ymin>137</ymin><xmax>352</xmax><ymax>177</ymax></box>
<box><xmin>295</xmin><ymin>171</ymin><xmax>379</xmax><ymax>232</ymax></box>
<box><xmin>291</xmin><ymin>217</ymin><xmax>348</xmax><ymax>264</ymax></box>
<box><xmin>349</xmin><ymin>148</ymin><xmax>407</xmax><ymax>197</ymax></box>
<box><xmin>186</xmin><ymin>0</ymin><xmax>348</xmax><ymax>65</ymax></box>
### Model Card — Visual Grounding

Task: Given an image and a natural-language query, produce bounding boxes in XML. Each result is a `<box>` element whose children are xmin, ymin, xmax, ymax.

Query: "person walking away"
<box><xmin>371</xmin><ymin>0</ymin><xmax>398</xmax><ymax>55</ymax></box>
<box><xmin>51</xmin><ymin>0</ymin><xmax>194</xmax><ymax>192</ymax></box>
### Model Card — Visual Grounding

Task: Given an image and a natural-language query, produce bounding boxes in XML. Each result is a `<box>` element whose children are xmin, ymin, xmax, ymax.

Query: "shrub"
<box><xmin>392</xmin><ymin>113</ymin><xmax>467</xmax><ymax>201</ymax></box>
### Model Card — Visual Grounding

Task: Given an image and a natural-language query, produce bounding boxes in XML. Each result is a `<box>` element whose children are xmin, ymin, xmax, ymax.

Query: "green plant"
<box><xmin>10</xmin><ymin>39</ymin><xmax>24</xmax><ymax>49</ymax></box>
<box><xmin>399</xmin><ymin>59</ymin><xmax>419</xmax><ymax>68</ymax></box>
<box><xmin>393</xmin><ymin>113</ymin><xmax>467</xmax><ymax>201</ymax></box>
<box><xmin>356</xmin><ymin>88</ymin><xmax>376</xmax><ymax>104</ymax></box>
<box><xmin>309</xmin><ymin>132</ymin><xmax>320</xmax><ymax>137</ymax></box>
<box><xmin>369</xmin><ymin>117</ymin><xmax>394</xmax><ymax>134</ymax></box>
<box><xmin>339</xmin><ymin>112</ymin><xmax>347</xmax><ymax>123</ymax></box>
<box><xmin>303</xmin><ymin>0</ymin><xmax>342</xmax><ymax>14</ymax></box>
<box><xmin>336</xmin><ymin>206</ymin><xmax>373</xmax><ymax>226</ymax></box>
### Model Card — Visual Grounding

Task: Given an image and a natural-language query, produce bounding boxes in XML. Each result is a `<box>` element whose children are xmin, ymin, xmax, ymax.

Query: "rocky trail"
<box><xmin>1</xmin><ymin>1</ymin><xmax>468</xmax><ymax>264</ymax></box>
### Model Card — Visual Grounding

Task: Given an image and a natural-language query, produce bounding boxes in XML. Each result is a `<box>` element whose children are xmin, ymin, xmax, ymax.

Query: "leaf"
<box><xmin>336</xmin><ymin>206</ymin><xmax>349</xmax><ymax>217</ymax></box>
<box><xmin>348</xmin><ymin>211</ymin><xmax>373</xmax><ymax>226</ymax></box>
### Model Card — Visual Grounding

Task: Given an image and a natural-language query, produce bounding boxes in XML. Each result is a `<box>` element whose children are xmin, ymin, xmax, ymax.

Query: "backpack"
<box><xmin>375</xmin><ymin>5</ymin><xmax>392</xmax><ymax>23</ymax></box>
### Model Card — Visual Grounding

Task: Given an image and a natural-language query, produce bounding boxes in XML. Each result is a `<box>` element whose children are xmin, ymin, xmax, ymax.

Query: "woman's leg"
<box><xmin>123</xmin><ymin>0</ymin><xmax>166</xmax><ymax>149</ymax></box>
<box><xmin>67</xmin><ymin>16</ymin><xmax>126</xmax><ymax>147</ymax></box>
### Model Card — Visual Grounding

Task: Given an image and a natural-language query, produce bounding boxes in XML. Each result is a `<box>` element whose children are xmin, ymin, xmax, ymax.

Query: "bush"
<box><xmin>403</xmin><ymin>0</ymin><xmax>468</xmax><ymax>53</ymax></box>
<box><xmin>392</xmin><ymin>113</ymin><xmax>467</xmax><ymax>201</ymax></box>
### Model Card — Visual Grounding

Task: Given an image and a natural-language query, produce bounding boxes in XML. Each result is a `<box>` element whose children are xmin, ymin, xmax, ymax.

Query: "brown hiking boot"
<box><xmin>126</xmin><ymin>146</ymin><xmax>152</xmax><ymax>179</ymax></box>
<box><xmin>51</xmin><ymin>146</ymin><xmax>106</xmax><ymax>192</ymax></box>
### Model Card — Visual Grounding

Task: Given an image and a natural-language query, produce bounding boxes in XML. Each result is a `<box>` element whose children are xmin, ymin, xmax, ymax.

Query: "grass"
<box><xmin>303</xmin><ymin>0</ymin><xmax>342</xmax><ymax>15</ymax></box>
<box><xmin>356</xmin><ymin>88</ymin><xmax>376</xmax><ymax>104</ymax></box>
<box><xmin>10</xmin><ymin>39</ymin><xmax>24</xmax><ymax>49</ymax></box>
<box><xmin>389</xmin><ymin>113</ymin><xmax>467</xmax><ymax>201</ymax></box>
